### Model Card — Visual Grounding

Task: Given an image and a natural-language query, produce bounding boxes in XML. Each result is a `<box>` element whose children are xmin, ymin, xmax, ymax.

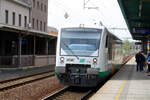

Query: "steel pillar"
<box><xmin>18</xmin><ymin>35</ymin><xmax>22</xmax><ymax>67</ymax></box>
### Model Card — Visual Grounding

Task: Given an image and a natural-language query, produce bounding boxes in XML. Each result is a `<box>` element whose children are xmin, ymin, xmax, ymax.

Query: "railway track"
<box><xmin>42</xmin><ymin>87</ymin><xmax>93</xmax><ymax>100</ymax></box>
<box><xmin>0</xmin><ymin>70</ymin><xmax>55</xmax><ymax>91</ymax></box>
<box><xmin>122</xmin><ymin>55</ymin><xmax>134</xmax><ymax>66</ymax></box>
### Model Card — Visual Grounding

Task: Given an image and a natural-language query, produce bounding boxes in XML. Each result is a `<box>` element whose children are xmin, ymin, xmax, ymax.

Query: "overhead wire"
<box><xmin>85</xmin><ymin>0</ymin><xmax>127</xmax><ymax>30</ymax></box>
<box><xmin>84</xmin><ymin>0</ymin><xmax>131</xmax><ymax>40</ymax></box>
<box><xmin>49</xmin><ymin>0</ymin><xmax>129</xmax><ymax>36</ymax></box>
<box><xmin>83</xmin><ymin>0</ymin><xmax>113</xmax><ymax>27</ymax></box>
<box><xmin>92</xmin><ymin>0</ymin><xmax>130</xmax><ymax>38</ymax></box>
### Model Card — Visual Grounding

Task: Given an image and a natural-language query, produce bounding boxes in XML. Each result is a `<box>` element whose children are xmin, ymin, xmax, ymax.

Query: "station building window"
<box><xmin>19</xmin><ymin>14</ymin><xmax>21</xmax><ymax>26</ymax></box>
<box><xmin>40</xmin><ymin>21</ymin><xmax>42</xmax><ymax>31</ymax></box>
<box><xmin>33</xmin><ymin>0</ymin><xmax>35</xmax><ymax>8</ymax></box>
<box><xmin>37</xmin><ymin>19</ymin><xmax>39</xmax><ymax>30</ymax></box>
<box><xmin>37</xmin><ymin>1</ymin><xmax>39</xmax><ymax>9</ymax></box>
<box><xmin>44</xmin><ymin>5</ymin><xmax>47</xmax><ymax>12</ymax></box>
<box><xmin>41</xmin><ymin>3</ymin><xmax>43</xmax><ymax>11</ymax></box>
<box><xmin>32</xmin><ymin>18</ymin><xmax>35</xmax><ymax>29</ymax></box>
<box><xmin>5</xmin><ymin>10</ymin><xmax>9</xmax><ymax>24</ymax></box>
<box><xmin>24</xmin><ymin>16</ymin><xmax>27</xmax><ymax>27</ymax></box>
<box><xmin>12</xmin><ymin>12</ymin><xmax>15</xmax><ymax>25</ymax></box>
<box><xmin>44</xmin><ymin>22</ymin><xmax>46</xmax><ymax>32</ymax></box>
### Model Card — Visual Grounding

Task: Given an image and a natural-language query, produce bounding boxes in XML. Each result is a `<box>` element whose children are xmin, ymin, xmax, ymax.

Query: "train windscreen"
<box><xmin>60</xmin><ymin>28</ymin><xmax>102</xmax><ymax>57</ymax></box>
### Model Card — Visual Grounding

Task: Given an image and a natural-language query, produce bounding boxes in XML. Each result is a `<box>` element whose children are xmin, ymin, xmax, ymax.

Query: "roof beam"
<box><xmin>138</xmin><ymin>0</ymin><xmax>143</xmax><ymax>17</ymax></box>
<box><xmin>143</xmin><ymin>0</ymin><xmax>150</xmax><ymax>2</ymax></box>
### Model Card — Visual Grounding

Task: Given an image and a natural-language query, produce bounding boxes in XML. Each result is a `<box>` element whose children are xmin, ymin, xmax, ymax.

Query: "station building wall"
<box><xmin>31</xmin><ymin>0</ymin><xmax>48</xmax><ymax>32</ymax></box>
<box><xmin>0</xmin><ymin>0</ymin><xmax>30</xmax><ymax>28</ymax></box>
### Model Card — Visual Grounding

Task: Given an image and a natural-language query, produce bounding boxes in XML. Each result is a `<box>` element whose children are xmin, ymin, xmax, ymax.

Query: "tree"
<box><xmin>123</xmin><ymin>40</ymin><xmax>131</xmax><ymax>54</ymax></box>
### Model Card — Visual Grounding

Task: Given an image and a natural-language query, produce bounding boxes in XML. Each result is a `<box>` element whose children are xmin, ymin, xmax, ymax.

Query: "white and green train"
<box><xmin>55</xmin><ymin>27</ymin><xmax>123</xmax><ymax>87</ymax></box>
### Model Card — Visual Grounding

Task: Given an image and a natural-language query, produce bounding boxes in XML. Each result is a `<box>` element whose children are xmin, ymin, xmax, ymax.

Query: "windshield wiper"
<box><xmin>62</xmin><ymin>42</ymin><xmax>79</xmax><ymax>60</ymax></box>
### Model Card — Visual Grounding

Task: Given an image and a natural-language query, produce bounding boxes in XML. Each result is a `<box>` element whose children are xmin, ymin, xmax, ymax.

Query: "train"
<box><xmin>55</xmin><ymin>27</ymin><xmax>123</xmax><ymax>87</ymax></box>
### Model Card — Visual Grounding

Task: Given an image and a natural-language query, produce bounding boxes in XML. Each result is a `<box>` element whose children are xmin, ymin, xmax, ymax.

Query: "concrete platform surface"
<box><xmin>90</xmin><ymin>57</ymin><xmax>150</xmax><ymax>100</ymax></box>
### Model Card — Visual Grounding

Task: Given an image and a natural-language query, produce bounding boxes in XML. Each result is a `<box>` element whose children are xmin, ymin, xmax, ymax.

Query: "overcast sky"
<box><xmin>48</xmin><ymin>0</ymin><xmax>132</xmax><ymax>40</ymax></box>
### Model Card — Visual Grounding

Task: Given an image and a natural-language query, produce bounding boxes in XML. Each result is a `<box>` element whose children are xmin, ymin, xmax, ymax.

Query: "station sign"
<box><xmin>133</xmin><ymin>28</ymin><xmax>150</xmax><ymax>34</ymax></box>
<box><xmin>135</xmin><ymin>42</ymin><xmax>141</xmax><ymax>45</ymax></box>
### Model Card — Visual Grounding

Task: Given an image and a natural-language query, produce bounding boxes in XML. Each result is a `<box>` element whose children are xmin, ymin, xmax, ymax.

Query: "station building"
<box><xmin>0</xmin><ymin>0</ymin><xmax>57</xmax><ymax>67</ymax></box>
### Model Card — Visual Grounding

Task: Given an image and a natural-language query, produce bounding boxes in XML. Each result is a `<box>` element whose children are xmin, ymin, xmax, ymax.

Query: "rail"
<box><xmin>42</xmin><ymin>87</ymin><xmax>94</xmax><ymax>100</ymax></box>
<box><xmin>122</xmin><ymin>55</ymin><xmax>134</xmax><ymax>66</ymax></box>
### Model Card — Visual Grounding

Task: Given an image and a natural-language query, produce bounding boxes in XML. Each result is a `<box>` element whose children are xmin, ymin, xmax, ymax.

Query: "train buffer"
<box><xmin>90</xmin><ymin>57</ymin><xmax>150</xmax><ymax>100</ymax></box>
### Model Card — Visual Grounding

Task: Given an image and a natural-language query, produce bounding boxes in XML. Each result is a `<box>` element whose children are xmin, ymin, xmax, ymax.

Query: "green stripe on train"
<box><xmin>80</xmin><ymin>59</ymin><xmax>85</xmax><ymax>63</ymax></box>
<box><xmin>98</xmin><ymin>64</ymin><xmax>121</xmax><ymax>77</ymax></box>
<box><xmin>98</xmin><ymin>70</ymin><xmax>111</xmax><ymax>77</ymax></box>
<box><xmin>98</xmin><ymin>72</ymin><xmax>108</xmax><ymax>76</ymax></box>
<box><xmin>56</xmin><ymin>72</ymin><xmax>59</xmax><ymax>76</ymax></box>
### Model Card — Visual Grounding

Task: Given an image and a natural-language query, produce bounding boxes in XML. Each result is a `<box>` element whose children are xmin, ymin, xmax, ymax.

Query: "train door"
<box><xmin>104</xmin><ymin>32</ymin><xmax>109</xmax><ymax>72</ymax></box>
<box><xmin>107</xmin><ymin>34</ymin><xmax>113</xmax><ymax>73</ymax></box>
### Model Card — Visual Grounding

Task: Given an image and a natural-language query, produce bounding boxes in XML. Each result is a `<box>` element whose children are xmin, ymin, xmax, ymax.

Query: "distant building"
<box><xmin>47</xmin><ymin>26</ymin><xmax>58</xmax><ymax>37</ymax></box>
<box><xmin>31</xmin><ymin>0</ymin><xmax>48</xmax><ymax>32</ymax></box>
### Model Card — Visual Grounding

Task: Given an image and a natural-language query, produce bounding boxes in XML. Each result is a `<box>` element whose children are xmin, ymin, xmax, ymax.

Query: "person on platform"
<box><xmin>146</xmin><ymin>52</ymin><xmax>150</xmax><ymax>74</ymax></box>
<box><xmin>135</xmin><ymin>51</ymin><xmax>145</xmax><ymax>72</ymax></box>
<box><xmin>141</xmin><ymin>51</ymin><xmax>146</xmax><ymax>71</ymax></box>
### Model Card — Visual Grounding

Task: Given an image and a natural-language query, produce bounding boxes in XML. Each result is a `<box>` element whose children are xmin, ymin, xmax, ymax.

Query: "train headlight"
<box><xmin>60</xmin><ymin>57</ymin><xmax>64</xmax><ymax>63</ymax></box>
<box><xmin>93</xmin><ymin>58</ymin><xmax>97</xmax><ymax>63</ymax></box>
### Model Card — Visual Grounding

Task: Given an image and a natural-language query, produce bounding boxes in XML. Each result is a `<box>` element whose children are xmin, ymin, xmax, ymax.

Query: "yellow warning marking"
<box><xmin>114</xmin><ymin>80</ymin><xmax>126</xmax><ymax>100</ymax></box>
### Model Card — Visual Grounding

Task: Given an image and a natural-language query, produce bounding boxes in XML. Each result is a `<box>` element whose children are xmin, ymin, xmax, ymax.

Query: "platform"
<box><xmin>0</xmin><ymin>65</ymin><xmax>55</xmax><ymax>81</ymax></box>
<box><xmin>90</xmin><ymin>57</ymin><xmax>150</xmax><ymax>100</ymax></box>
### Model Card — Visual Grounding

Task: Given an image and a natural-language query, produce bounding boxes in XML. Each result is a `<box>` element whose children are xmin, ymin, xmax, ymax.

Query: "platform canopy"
<box><xmin>118</xmin><ymin>0</ymin><xmax>150</xmax><ymax>40</ymax></box>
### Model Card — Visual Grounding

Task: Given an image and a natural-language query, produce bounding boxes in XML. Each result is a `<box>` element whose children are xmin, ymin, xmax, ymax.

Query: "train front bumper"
<box><xmin>55</xmin><ymin>67</ymin><xmax>102</xmax><ymax>87</ymax></box>
<box><xmin>55</xmin><ymin>67</ymin><xmax>99</xmax><ymax>74</ymax></box>
<box><xmin>57</xmin><ymin>73</ymin><xmax>102</xmax><ymax>87</ymax></box>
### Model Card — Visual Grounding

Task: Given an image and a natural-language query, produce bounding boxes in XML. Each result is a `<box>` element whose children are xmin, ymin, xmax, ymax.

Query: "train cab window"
<box><xmin>105</xmin><ymin>35</ymin><xmax>108</xmax><ymax>48</ymax></box>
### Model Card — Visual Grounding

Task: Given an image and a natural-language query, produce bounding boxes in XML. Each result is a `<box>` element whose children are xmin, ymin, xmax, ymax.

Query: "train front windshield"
<box><xmin>60</xmin><ymin>28</ymin><xmax>102</xmax><ymax>57</ymax></box>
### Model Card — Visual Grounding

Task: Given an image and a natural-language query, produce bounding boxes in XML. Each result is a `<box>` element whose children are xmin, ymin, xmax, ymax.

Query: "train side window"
<box><xmin>108</xmin><ymin>35</ymin><xmax>112</xmax><ymax>60</ymax></box>
<box><xmin>105</xmin><ymin>35</ymin><xmax>108</xmax><ymax>48</ymax></box>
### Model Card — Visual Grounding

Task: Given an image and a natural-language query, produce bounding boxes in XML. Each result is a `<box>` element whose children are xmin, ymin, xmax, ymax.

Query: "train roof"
<box><xmin>105</xmin><ymin>28</ymin><xmax>122</xmax><ymax>41</ymax></box>
<box><xmin>61</xmin><ymin>27</ymin><xmax>122</xmax><ymax>42</ymax></box>
<box><xmin>61</xmin><ymin>26</ymin><xmax>104</xmax><ymax>29</ymax></box>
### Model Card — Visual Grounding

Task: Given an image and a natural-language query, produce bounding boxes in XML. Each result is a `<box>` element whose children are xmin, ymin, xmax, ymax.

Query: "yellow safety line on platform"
<box><xmin>114</xmin><ymin>80</ymin><xmax>126</xmax><ymax>100</ymax></box>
